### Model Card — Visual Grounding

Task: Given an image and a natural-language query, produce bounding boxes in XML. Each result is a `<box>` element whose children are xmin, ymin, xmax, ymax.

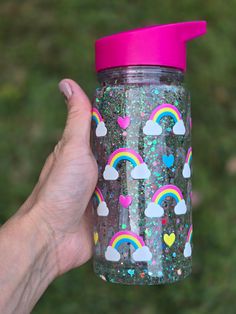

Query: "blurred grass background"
<box><xmin>0</xmin><ymin>0</ymin><xmax>236</xmax><ymax>313</ymax></box>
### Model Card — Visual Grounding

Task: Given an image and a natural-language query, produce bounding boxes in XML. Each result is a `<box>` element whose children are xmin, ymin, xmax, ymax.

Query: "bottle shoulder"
<box><xmin>97</xmin><ymin>66</ymin><xmax>185</xmax><ymax>86</ymax></box>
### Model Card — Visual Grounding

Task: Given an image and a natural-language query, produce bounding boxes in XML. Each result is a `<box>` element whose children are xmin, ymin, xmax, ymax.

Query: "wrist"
<box><xmin>0</xmin><ymin>211</ymin><xmax>58</xmax><ymax>313</ymax></box>
<box><xmin>21</xmin><ymin>208</ymin><xmax>60</xmax><ymax>280</ymax></box>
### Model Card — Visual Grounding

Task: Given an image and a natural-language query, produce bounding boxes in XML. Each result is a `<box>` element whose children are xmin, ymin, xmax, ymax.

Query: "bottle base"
<box><xmin>93</xmin><ymin>259</ymin><xmax>192</xmax><ymax>285</ymax></box>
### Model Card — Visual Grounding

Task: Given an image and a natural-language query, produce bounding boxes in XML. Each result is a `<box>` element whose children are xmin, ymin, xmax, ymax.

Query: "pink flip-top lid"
<box><xmin>95</xmin><ymin>21</ymin><xmax>207</xmax><ymax>72</ymax></box>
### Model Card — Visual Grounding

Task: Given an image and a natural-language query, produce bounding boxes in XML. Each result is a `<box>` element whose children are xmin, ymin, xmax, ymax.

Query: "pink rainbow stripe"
<box><xmin>107</xmin><ymin>148</ymin><xmax>143</xmax><ymax>165</ymax></box>
<box><xmin>189</xmin><ymin>117</ymin><xmax>192</xmax><ymax>129</ymax></box>
<box><xmin>92</xmin><ymin>108</ymin><xmax>103</xmax><ymax>122</ymax></box>
<box><xmin>185</xmin><ymin>147</ymin><xmax>192</xmax><ymax>164</ymax></box>
<box><xmin>150</xmin><ymin>103</ymin><xmax>182</xmax><ymax>120</ymax></box>
<box><xmin>95</xmin><ymin>187</ymin><xmax>104</xmax><ymax>202</ymax></box>
<box><xmin>187</xmin><ymin>224</ymin><xmax>193</xmax><ymax>242</ymax></box>
<box><xmin>152</xmin><ymin>184</ymin><xmax>183</xmax><ymax>203</ymax></box>
<box><xmin>109</xmin><ymin>230</ymin><xmax>145</xmax><ymax>247</ymax></box>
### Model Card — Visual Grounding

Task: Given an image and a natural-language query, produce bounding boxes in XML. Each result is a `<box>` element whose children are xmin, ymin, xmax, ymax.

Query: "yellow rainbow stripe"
<box><xmin>152</xmin><ymin>185</ymin><xmax>183</xmax><ymax>205</ymax></box>
<box><xmin>152</xmin><ymin>107</ymin><xmax>180</xmax><ymax>122</ymax></box>
<box><xmin>109</xmin><ymin>152</ymin><xmax>140</xmax><ymax>167</ymax></box>
<box><xmin>186</xmin><ymin>148</ymin><xmax>192</xmax><ymax>165</ymax></box>
<box><xmin>187</xmin><ymin>225</ymin><xmax>193</xmax><ymax>242</ymax></box>
<box><xmin>107</xmin><ymin>148</ymin><xmax>143</xmax><ymax>168</ymax></box>
<box><xmin>111</xmin><ymin>234</ymin><xmax>142</xmax><ymax>249</ymax></box>
<box><xmin>150</xmin><ymin>104</ymin><xmax>182</xmax><ymax>123</ymax></box>
<box><xmin>94</xmin><ymin>187</ymin><xmax>104</xmax><ymax>204</ymax></box>
<box><xmin>92</xmin><ymin>108</ymin><xmax>103</xmax><ymax>125</ymax></box>
<box><xmin>109</xmin><ymin>231</ymin><xmax>145</xmax><ymax>250</ymax></box>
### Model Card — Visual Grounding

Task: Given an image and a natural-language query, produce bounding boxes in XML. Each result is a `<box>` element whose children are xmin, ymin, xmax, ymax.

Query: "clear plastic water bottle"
<box><xmin>92</xmin><ymin>21</ymin><xmax>207</xmax><ymax>285</ymax></box>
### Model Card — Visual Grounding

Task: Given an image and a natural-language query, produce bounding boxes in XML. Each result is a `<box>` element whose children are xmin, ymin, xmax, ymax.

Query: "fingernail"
<box><xmin>59</xmin><ymin>81</ymin><xmax>73</xmax><ymax>100</ymax></box>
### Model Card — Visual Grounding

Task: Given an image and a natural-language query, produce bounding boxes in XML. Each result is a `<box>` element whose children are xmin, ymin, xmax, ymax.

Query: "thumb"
<box><xmin>58</xmin><ymin>79</ymin><xmax>92</xmax><ymax>147</ymax></box>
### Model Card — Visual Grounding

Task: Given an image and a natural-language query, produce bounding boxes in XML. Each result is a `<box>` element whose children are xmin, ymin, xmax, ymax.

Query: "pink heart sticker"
<box><xmin>119</xmin><ymin>195</ymin><xmax>133</xmax><ymax>208</ymax></box>
<box><xmin>117</xmin><ymin>116</ymin><xmax>131</xmax><ymax>129</ymax></box>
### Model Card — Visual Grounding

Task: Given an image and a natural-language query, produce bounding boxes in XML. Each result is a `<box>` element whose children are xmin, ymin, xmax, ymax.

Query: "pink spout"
<box><xmin>95</xmin><ymin>21</ymin><xmax>207</xmax><ymax>72</ymax></box>
<box><xmin>176</xmin><ymin>21</ymin><xmax>207</xmax><ymax>42</ymax></box>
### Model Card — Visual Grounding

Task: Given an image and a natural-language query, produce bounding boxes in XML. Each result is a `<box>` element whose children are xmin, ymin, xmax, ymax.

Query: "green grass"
<box><xmin>1</xmin><ymin>0</ymin><xmax>236</xmax><ymax>313</ymax></box>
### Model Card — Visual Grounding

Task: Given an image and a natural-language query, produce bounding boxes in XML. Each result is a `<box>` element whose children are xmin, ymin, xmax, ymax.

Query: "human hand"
<box><xmin>18</xmin><ymin>79</ymin><xmax>98</xmax><ymax>276</ymax></box>
<box><xmin>0</xmin><ymin>79</ymin><xmax>98</xmax><ymax>314</ymax></box>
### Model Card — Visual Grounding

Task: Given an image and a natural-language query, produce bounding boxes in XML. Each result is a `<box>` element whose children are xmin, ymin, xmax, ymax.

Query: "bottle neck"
<box><xmin>97</xmin><ymin>66</ymin><xmax>184</xmax><ymax>85</ymax></box>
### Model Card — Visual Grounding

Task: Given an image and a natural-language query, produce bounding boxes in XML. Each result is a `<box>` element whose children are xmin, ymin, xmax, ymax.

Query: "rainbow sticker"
<box><xmin>143</xmin><ymin>103</ymin><xmax>186</xmax><ymax>135</ymax></box>
<box><xmin>92</xmin><ymin>108</ymin><xmax>107</xmax><ymax>137</ymax></box>
<box><xmin>94</xmin><ymin>187</ymin><xmax>109</xmax><ymax>216</ymax></box>
<box><xmin>105</xmin><ymin>230</ymin><xmax>152</xmax><ymax>262</ymax></box>
<box><xmin>103</xmin><ymin>148</ymin><xmax>150</xmax><ymax>180</ymax></box>
<box><xmin>145</xmin><ymin>184</ymin><xmax>187</xmax><ymax>217</ymax></box>
<box><xmin>182</xmin><ymin>147</ymin><xmax>192</xmax><ymax>178</ymax></box>
<box><xmin>184</xmin><ymin>224</ymin><xmax>193</xmax><ymax>257</ymax></box>
<box><xmin>94</xmin><ymin>231</ymin><xmax>99</xmax><ymax>245</ymax></box>
<box><xmin>189</xmin><ymin>117</ymin><xmax>192</xmax><ymax>130</ymax></box>
<box><xmin>186</xmin><ymin>224</ymin><xmax>193</xmax><ymax>243</ymax></box>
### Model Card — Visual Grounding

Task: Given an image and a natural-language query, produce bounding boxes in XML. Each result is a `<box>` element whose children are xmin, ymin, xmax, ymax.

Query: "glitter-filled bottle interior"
<box><xmin>92</xmin><ymin>66</ymin><xmax>192</xmax><ymax>285</ymax></box>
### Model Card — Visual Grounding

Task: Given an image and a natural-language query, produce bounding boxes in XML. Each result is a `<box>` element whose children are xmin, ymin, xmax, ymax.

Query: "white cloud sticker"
<box><xmin>97</xmin><ymin>201</ymin><xmax>109</xmax><ymax>216</ymax></box>
<box><xmin>131</xmin><ymin>163</ymin><xmax>151</xmax><ymax>179</ymax></box>
<box><xmin>144</xmin><ymin>202</ymin><xmax>164</xmax><ymax>218</ymax></box>
<box><xmin>174</xmin><ymin>199</ymin><xmax>187</xmax><ymax>215</ymax></box>
<box><xmin>103</xmin><ymin>165</ymin><xmax>119</xmax><ymax>180</ymax></box>
<box><xmin>173</xmin><ymin>120</ymin><xmax>186</xmax><ymax>135</ymax></box>
<box><xmin>184</xmin><ymin>242</ymin><xmax>192</xmax><ymax>258</ymax></box>
<box><xmin>105</xmin><ymin>246</ymin><xmax>121</xmax><ymax>261</ymax></box>
<box><xmin>143</xmin><ymin>120</ymin><xmax>162</xmax><ymax>135</ymax></box>
<box><xmin>132</xmin><ymin>246</ymin><xmax>152</xmax><ymax>262</ymax></box>
<box><xmin>182</xmin><ymin>163</ymin><xmax>191</xmax><ymax>178</ymax></box>
<box><xmin>96</xmin><ymin>121</ymin><xmax>107</xmax><ymax>137</ymax></box>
